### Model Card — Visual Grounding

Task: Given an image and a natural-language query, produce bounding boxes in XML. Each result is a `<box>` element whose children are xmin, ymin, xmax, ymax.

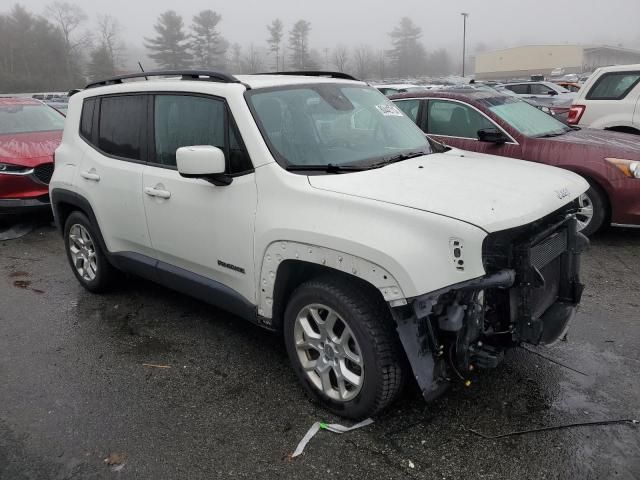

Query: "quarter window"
<box><xmin>427</xmin><ymin>100</ymin><xmax>495</xmax><ymax>139</ymax></box>
<box><xmin>587</xmin><ymin>72</ymin><xmax>640</xmax><ymax>100</ymax></box>
<box><xmin>80</xmin><ymin>98</ymin><xmax>96</xmax><ymax>140</ymax></box>
<box><xmin>98</xmin><ymin>95</ymin><xmax>146</xmax><ymax>160</ymax></box>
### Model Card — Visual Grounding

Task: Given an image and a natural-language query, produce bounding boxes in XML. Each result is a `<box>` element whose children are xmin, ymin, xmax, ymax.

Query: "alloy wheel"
<box><xmin>293</xmin><ymin>304</ymin><xmax>364</xmax><ymax>402</ymax></box>
<box><xmin>68</xmin><ymin>224</ymin><xmax>98</xmax><ymax>282</ymax></box>
<box><xmin>576</xmin><ymin>192</ymin><xmax>594</xmax><ymax>232</ymax></box>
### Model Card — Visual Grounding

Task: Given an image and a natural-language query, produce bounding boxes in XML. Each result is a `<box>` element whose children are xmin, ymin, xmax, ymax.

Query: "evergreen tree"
<box><xmin>144</xmin><ymin>11</ymin><xmax>192</xmax><ymax>69</ymax></box>
<box><xmin>288</xmin><ymin>20</ymin><xmax>311</xmax><ymax>70</ymax></box>
<box><xmin>191</xmin><ymin>10</ymin><xmax>227</xmax><ymax>69</ymax></box>
<box><xmin>388</xmin><ymin>17</ymin><xmax>427</xmax><ymax>77</ymax></box>
<box><xmin>266</xmin><ymin>19</ymin><xmax>284</xmax><ymax>71</ymax></box>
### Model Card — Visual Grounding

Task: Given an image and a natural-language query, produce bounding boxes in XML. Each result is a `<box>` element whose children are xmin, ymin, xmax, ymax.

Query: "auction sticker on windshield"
<box><xmin>376</xmin><ymin>104</ymin><xmax>403</xmax><ymax>116</ymax></box>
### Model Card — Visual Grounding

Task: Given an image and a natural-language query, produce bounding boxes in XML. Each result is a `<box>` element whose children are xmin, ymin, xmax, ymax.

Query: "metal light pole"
<box><xmin>461</xmin><ymin>12</ymin><xmax>469</xmax><ymax>78</ymax></box>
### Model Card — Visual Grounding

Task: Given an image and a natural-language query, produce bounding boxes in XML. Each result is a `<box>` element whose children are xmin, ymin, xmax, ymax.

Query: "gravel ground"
<box><xmin>1</xmin><ymin>218</ymin><xmax>639</xmax><ymax>479</ymax></box>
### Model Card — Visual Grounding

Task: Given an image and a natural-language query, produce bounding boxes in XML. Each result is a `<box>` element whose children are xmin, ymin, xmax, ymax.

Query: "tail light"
<box><xmin>567</xmin><ymin>105</ymin><xmax>586</xmax><ymax>125</ymax></box>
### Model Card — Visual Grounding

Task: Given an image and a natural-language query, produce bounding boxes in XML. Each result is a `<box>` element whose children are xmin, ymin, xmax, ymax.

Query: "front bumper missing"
<box><xmin>392</xmin><ymin>214</ymin><xmax>589</xmax><ymax>402</ymax></box>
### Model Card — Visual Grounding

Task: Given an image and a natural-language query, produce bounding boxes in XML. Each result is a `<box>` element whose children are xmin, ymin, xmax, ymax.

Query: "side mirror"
<box><xmin>176</xmin><ymin>145</ymin><xmax>231</xmax><ymax>186</ymax></box>
<box><xmin>477</xmin><ymin>128</ymin><xmax>507</xmax><ymax>144</ymax></box>
<box><xmin>548</xmin><ymin>90</ymin><xmax>558</xmax><ymax>96</ymax></box>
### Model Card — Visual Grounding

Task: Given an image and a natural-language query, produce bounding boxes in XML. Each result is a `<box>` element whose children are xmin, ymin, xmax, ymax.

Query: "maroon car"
<box><xmin>390</xmin><ymin>89</ymin><xmax>640</xmax><ymax>235</ymax></box>
<box><xmin>0</xmin><ymin>97</ymin><xmax>64</xmax><ymax>215</ymax></box>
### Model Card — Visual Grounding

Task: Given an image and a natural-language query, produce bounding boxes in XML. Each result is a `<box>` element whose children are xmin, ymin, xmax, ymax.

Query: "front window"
<box><xmin>427</xmin><ymin>100</ymin><xmax>495</xmax><ymax>139</ymax></box>
<box><xmin>247</xmin><ymin>84</ymin><xmax>430</xmax><ymax>169</ymax></box>
<box><xmin>0</xmin><ymin>103</ymin><xmax>64</xmax><ymax>135</ymax></box>
<box><xmin>482</xmin><ymin>96</ymin><xmax>570</xmax><ymax>138</ymax></box>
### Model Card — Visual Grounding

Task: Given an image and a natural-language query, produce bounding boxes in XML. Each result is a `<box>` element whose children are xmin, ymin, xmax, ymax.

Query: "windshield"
<box><xmin>247</xmin><ymin>84</ymin><xmax>430</xmax><ymax>169</ymax></box>
<box><xmin>0</xmin><ymin>103</ymin><xmax>65</xmax><ymax>135</ymax></box>
<box><xmin>482</xmin><ymin>96</ymin><xmax>570</xmax><ymax>138</ymax></box>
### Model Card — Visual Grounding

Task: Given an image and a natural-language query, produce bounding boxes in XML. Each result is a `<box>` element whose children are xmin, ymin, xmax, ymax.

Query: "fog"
<box><xmin>12</xmin><ymin>0</ymin><xmax>640</xmax><ymax>54</ymax></box>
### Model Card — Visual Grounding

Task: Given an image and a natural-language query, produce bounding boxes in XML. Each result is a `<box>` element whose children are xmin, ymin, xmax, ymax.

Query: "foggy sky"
<box><xmin>10</xmin><ymin>0</ymin><xmax>640</xmax><ymax>56</ymax></box>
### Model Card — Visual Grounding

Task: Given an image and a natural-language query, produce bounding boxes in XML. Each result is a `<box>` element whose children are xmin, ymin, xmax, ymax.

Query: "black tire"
<box><xmin>63</xmin><ymin>211</ymin><xmax>116</xmax><ymax>292</ymax></box>
<box><xmin>283</xmin><ymin>276</ymin><xmax>405</xmax><ymax>419</ymax></box>
<box><xmin>577</xmin><ymin>183</ymin><xmax>607</xmax><ymax>236</ymax></box>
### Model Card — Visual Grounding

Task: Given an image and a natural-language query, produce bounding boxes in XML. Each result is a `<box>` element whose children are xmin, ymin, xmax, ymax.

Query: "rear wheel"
<box><xmin>576</xmin><ymin>184</ymin><xmax>607</xmax><ymax>236</ymax></box>
<box><xmin>284</xmin><ymin>276</ymin><xmax>405</xmax><ymax>419</ymax></box>
<box><xmin>64</xmin><ymin>211</ymin><xmax>116</xmax><ymax>292</ymax></box>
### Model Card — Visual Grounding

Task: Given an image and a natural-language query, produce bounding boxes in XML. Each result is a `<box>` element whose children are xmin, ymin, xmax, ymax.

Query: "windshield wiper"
<box><xmin>285</xmin><ymin>163</ymin><xmax>367</xmax><ymax>173</ymax></box>
<box><xmin>370</xmin><ymin>150</ymin><xmax>428</xmax><ymax>168</ymax></box>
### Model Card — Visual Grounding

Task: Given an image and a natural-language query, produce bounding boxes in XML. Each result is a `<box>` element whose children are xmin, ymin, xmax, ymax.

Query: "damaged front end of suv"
<box><xmin>392</xmin><ymin>205</ymin><xmax>589</xmax><ymax>400</ymax></box>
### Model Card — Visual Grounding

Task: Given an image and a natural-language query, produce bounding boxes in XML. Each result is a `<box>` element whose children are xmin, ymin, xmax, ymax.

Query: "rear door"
<box><xmin>141</xmin><ymin>93</ymin><xmax>257</xmax><ymax>302</ymax></box>
<box><xmin>75</xmin><ymin>94</ymin><xmax>153</xmax><ymax>256</ymax></box>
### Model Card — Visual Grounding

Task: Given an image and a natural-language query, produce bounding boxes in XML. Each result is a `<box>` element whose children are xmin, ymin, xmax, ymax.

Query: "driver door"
<box><xmin>142</xmin><ymin>93</ymin><xmax>257</xmax><ymax>303</ymax></box>
<box><xmin>421</xmin><ymin>99</ymin><xmax>523</xmax><ymax>159</ymax></box>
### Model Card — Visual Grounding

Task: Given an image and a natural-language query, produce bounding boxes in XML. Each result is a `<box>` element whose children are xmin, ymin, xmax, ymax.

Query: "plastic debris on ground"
<box><xmin>291</xmin><ymin>418</ymin><xmax>373</xmax><ymax>458</ymax></box>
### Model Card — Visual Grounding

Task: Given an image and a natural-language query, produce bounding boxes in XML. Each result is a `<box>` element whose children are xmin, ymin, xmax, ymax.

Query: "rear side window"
<box><xmin>153</xmin><ymin>94</ymin><xmax>252</xmax><ymax>173</ymax></box>
<box><xmin>98</xmin><ymin>95</ymin><xmax>146</xmax><ymax>160</ymax></box>
<box><xmin>505</xmin><ymin>84</ymin><xmax>528</xmax><ymax>94</ymax></box>
<box><xmin>80</xmin><ymin>98</ymin><xmax>96</xmax><ymax>140</ymax></box>
<box><xmin>530</xmin><ymin>83</ymin><xmax>552</xmax><ymax>95</ymax></box>
<box><xmin>587</xmin><ymin>72</ymin><xmax>640</xmax><ymax>100</ymax></box>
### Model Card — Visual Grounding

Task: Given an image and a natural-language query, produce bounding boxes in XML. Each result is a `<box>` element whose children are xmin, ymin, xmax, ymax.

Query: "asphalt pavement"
<box><xmin>1</xmin><ymin>218</ymin><xmax>639</xmax><ymax>479</ymax></box>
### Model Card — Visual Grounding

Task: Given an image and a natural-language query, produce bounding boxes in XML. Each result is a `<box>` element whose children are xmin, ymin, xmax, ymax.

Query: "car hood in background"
<box><xmin>0</xmin><ymin>130</ymin><xmax>62</xmax><ymax>165</ymax></box>
<box><xmin>542</xmin><ymin>128</ymin><xmax>640</xmax><ymax>160</ymax></box>
<box><xmin>308</xmin><ymin>150</ymin><xmax>588</xmax><ymax>233</ymax></box>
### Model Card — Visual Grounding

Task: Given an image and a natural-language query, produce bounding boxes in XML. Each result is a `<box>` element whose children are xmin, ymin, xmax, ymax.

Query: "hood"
<box><xmin>308</xmin><ymin>150</ymin><xmax>588</xmax><ymax>233</ymax></box>
<box><xmin>0</xmin><ymin>130</ymin><xmax>62</xmax><ymax>166</ymax></box>
<box><xmin>543</xmin><ymin>128</ymin><xmax>640</xmax><ymax>160</ymax></box>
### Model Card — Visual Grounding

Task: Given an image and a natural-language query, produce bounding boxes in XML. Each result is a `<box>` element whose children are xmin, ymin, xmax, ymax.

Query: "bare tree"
<box><xmin>266</xmin><ymin>19</ymin><xmax>284</xmax><ymax>71</ymax></box>
<box><xmin>45</xmin><ymin>2</ymin><xmax>90</xmax><ymax>53</ymax></box>
<box><xmin>352</xmin><ymin>45</ymin><xmax>374</xmax><ymax>79</ymax></box>
<box><xmin>333</xmin><ymin>45</ymin><xmax>349</xmax><ymax>72</ymax></box>
<box><xmin>242</xmin><ymin>44</ymin><xmax>264</xmax><ymax>73</ymax></box>
<box><xmin>96</xmin><ymin>14</ymin><xmax>124</xmax><ymax>68</ymax></box>
<box><xmin>45</xmin><ymin>2</ymin><xmax>90</xmax><ymax>82</ymax></box>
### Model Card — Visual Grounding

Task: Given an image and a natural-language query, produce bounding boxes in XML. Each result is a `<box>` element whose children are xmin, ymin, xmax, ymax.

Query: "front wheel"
<box><xmin>576</xmin><ymin>184</ymin><xmax>607</xmax><ymax>236</ymax></box>
<box><xmin>284</xmin><ymin>276</ymin><xmax>405</xmax><ymax>419</ymax></box>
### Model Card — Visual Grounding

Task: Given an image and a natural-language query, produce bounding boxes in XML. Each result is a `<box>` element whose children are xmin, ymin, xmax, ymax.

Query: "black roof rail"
<box><xmin>254</xmin><ymin>71</ymin><xmax>360</xmax><ymax>81</ymax></box>
<box><xmin>85</xmin><ymin>70</ymin><xmax>243</xmax><ymax>89</ymax></box>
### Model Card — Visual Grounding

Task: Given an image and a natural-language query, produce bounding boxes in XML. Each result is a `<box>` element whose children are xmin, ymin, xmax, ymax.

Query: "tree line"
<box><xmin>0</xmin><ymin>2</ymin><xmax>455</xmax><ymax>94</ymax></box>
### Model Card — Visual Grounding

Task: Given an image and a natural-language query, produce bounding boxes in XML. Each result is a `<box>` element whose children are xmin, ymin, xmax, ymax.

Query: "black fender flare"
<box><xmin>50</xmin><ymin>188</ymin><xmax>110</xmax><ymax>257</ymax></box>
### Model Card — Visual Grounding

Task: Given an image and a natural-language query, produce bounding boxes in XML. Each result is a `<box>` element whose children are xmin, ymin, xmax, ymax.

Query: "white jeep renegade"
<box><xmin>50</xmin><ymin>71</ymin><xmax>589</xmax><ymax>419</ymax></box>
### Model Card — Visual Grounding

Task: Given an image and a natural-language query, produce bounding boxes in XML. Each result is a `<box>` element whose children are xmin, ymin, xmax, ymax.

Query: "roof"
<box><xmin>0</xmin><ymin>97</ymin><xmax>43</xmax><ymax>106</ymax></box>
<box><xmin>389</xmin><ymin>88</ymin><xmax>505</xmax><ymax>103</ymax></box>
<box><xmin>237</xmin><ymin>74</ymin><xmax>365</xmax><ymax>89</ymax></box>
<box><xmin>372</xmin><ymin>83</ymin><xmax>420</xmax><ymax>89</ymax></box>
<box><xmin>593</xmin><ymin>63</ymin><xmax>640</xmax><ymax>73</ymax></box>
<box><xmin>478</xmin><ymin>44</ymin><xmax>640</xmax><ymax>56</ymax></box>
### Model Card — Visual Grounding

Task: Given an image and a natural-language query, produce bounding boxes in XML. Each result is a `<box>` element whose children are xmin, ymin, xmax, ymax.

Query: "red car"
<box><xmin>390</xmin><ymin>89</ymin><xmax>640</xmax><ymax>235</ymax></box>
<box><xmin>0</xmin><ymin>98</ymin><xmax>64</xmax><ymax>215</ymax></box>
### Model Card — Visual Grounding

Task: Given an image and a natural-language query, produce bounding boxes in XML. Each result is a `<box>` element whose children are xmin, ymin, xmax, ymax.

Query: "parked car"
<box><xmin>0</xmin><ymin>97</ymin><xmax>64</xmax><ymax>215</ymax></box>
<box><xmin>500</xmin><ymin>81</ymin><xmax>576</xmax><ymax>122</ymax></box>
<box><xmin>390</xmin><ymin>89</ymin><xmax>640</xmax><ymax>235</ymax></box>
<box><xmin>51</xmin><ymin>70</ymin><xmax>588</xmax><ymax>419</ymax></box>
<box><xmin>568</xmin><ymin>64</ymin><xmax>640</xmax><ymax>134</ymax></box>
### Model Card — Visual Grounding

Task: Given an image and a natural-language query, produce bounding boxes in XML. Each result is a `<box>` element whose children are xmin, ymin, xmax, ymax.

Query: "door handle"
<box><xmin>144</xmin><ymin>186</ymin><xmax>171</xmax><ymax>199</ymax></box>
<box><xmin>80</xmin><ymin>170</ymin><xmax>100</xmax><ymax>181</ymax></box>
